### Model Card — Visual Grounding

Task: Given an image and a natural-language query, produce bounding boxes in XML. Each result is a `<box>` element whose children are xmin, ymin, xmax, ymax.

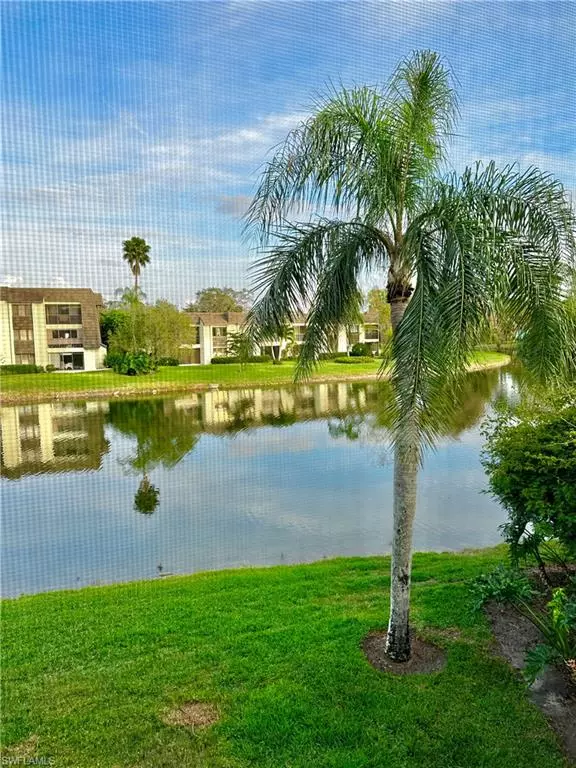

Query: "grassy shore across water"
<box><xmin>0</xmin><ymin>351</ymin><xmax>510</xmax><ymax>404</ymax></box>
<box><xmin>0</xmin><ymin>545</ymin><xmax>567</xmax><ymax>768</ymax></box>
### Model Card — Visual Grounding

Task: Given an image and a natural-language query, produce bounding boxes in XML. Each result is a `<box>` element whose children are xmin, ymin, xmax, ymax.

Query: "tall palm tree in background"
<box><xmin>245</xmin><ymin>50</ymin><xmax>575</xmax><ymax>662</ymax></box>
<box><xmin>122</xmin><ymin>236</ymin><xmax>151</xmax><ymax>293</ymax></box>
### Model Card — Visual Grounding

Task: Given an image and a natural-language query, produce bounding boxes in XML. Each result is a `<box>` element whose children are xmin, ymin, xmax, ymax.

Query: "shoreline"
<box><xmin>0</xmin><ymin>356</ymin><xmax>510</xmax><ymax>406</ymax></box>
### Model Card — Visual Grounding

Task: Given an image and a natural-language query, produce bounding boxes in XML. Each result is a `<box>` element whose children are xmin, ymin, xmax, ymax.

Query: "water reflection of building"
<box><xmin>173</xmin><ymin>383</ymin><xmax>377</xmax><ymax>431</ymax></box>
<box><xmin>0</xmin><ymin>402</ymin><xmax>109</xmax><ymax>479</ymax></box>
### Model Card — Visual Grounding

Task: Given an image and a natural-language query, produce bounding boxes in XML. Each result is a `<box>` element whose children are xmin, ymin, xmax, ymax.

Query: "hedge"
<box><xmin>211</xmin><ymin>355</ymin><xmax>272</xmax><ymax>364</ymax></box>
<box><xmin>333</xmin><ymin>356</ymin><xmax>376</xmax><ymax>364</ymax></box>
<box><xmin>1</xmin><ymin>364</ymin><xmax>44</xmax><ymax>374</ymax></box>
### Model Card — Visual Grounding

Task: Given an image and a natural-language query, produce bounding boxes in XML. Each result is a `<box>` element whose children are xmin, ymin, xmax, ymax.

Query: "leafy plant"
<box><xmin>519</xmin><ymin>586</ymin><xmax>576</xmax><ymax>684</ymax></box>
<box><xmin>156</xmin><ymin>357</ymin><xmax>180</xmax><ymax>366</ymax></box>
<box><xmin>350</xmin><ymin>342</ymin><xmax>374</xmax><ymax>357</ymax></box>
<box><xmin>469</xmin><ymin>565</ymin><xmax>534</xmax><ymax>611</ymax></box>
<box><xmin>1</xmin><ymin>364</ymin><xmax>44</xmax><ymax>374</ymax></box>
<box><xmin>334</xmin><ymin>356</ymin><xmax>375</xmax><ymax>364</ymax></box>
<box><xmin>482</xmin><ymin>396</ymin><xmax>576</xmax><ymax>575</ymax></box>
<box><xmin>111</xmin><ymin>351</ymin><xmax>156</xmax><ymax>375</ymax></box>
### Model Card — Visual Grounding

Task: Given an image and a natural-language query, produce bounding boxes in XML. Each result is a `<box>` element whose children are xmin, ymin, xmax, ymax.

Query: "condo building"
<box><xmin>0</xmin><ymin>287</ymin><xmax>107</xmax><ymax>371</ymax></box>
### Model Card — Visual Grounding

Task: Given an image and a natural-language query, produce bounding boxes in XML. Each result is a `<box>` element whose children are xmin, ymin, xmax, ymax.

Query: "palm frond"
<box><xmin>245</xmin><ymin>220</ymin><xmax>389</xmax><ymax>374</ymax></box>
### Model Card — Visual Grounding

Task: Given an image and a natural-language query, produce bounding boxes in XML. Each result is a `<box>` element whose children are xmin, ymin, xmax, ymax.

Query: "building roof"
<box><xmin>0</xmin><ymin>287</ymin><xmax>105</xmax><ymax>305</ymax></box>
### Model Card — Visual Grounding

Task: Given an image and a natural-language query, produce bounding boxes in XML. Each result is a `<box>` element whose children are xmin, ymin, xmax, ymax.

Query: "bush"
<box><xmin>103</xmin><ymin>351</ymin><xmax>124</xmax><ymax>370</ymax></box>
<box><xmin>45</xmin><ymin>364</ymin><xmax>57</xmax><ymax>373</ymax></box>
<box><xmin>469</xmin><ymin>565</ymin><xmax>534</xmax><ymax>611</ymax></box>
<box><xmin>482</xmin><ymin>397</ymin><xmax>576</xmax><ymax>568</ymax></box>
<box><xmin>1</xmin><ymin>364</ymin><xmax>44</xmax><ymax>374</ymax></box>
<box><xmin>109</xmin><ymin>351</ymin><xmax>156</xmax><ymax>375</ymax></box>
<box><xmin>350</xmin><ymin>343</ymin><xmax>374</xmax><ymax>357</ymax></box>
<box><xmin>334</xmin><ymin>356</ymin><xmax>376</xmax><ymax>364</ymax></box>
<box><xmin>520</xmin><ymin>584</ymin><xmax>576</xmax><ymax>685</ymax></box>
<box><xmin>319</xmin><ymin>351</ymin><xmax>345</xmax><ymax>360</ymax></box>
<box><xmin>157</xmin><ymin>357</ymin><xmax>180</xmax><ymax>367</ymax></box>
<box><xmin>211</xmin><ymin>355</ymin><xmax>272</xmax><ymax>364</ymax></box>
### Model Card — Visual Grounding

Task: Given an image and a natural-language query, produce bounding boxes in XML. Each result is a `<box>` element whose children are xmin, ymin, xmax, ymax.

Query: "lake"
<box><xmin>0</xmin><ymin>367</ymin><xmax>519</xmax><ymax>596</ymax></box>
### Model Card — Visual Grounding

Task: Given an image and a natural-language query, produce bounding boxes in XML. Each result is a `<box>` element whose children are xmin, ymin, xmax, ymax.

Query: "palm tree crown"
<box><xmin>245</xmin><ymin>50</ymin><xmax>575</xmax><ymax>660</ymax></box>
<box><xmin>122</xmin><ymin>236</ymin><xmax>151</xmax><ymax>293</ymax></box>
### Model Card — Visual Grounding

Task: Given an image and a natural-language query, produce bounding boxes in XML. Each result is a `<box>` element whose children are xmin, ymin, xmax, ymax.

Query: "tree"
<box><xmin>367</xmin><ymin>288</ymin><xmax>392</xmax><ymax>347</ymax></box>
<box><xmin>107</xmin><ymin>299</ymin><xmax>192</xmax><ymax>366</ymax></box>
<box><xmin>245</xmin><ymin>50</ymin><xmax>575</xmax><ymax>661</ymax></box>
<box><xmin>122</xmin><ymin>237</ymin><xmax>151</xmax><ymax>293</ymax></box>
<box><xmin>185</xmin><ymin>287</ymin><xmax>252</xmax><ymax>313</ymax></box>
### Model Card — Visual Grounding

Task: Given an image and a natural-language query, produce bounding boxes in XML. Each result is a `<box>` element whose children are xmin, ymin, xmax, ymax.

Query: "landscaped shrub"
<box><xmin>519</xmin><ymin>584</ymin><xmax>576</xmax><ymax>685</ymax></box>
<box><xmin>350</xmin><ymin>343</ymin><xmax>374</xmax><ymax>357</ymax></box>
<box><xmin>469</xmin><ymin>565</ymin><xmax>534</xmax><ymax>611</ymax></box>
<box><xmin>482</xmin><ymin>396</ymin><xmax>576</xmax><ymax>570</ymax></box>
<box><xmin>103</xmin><ymin>351</ymin><xmax>124</xmax><ymax>369</ymax></box>
<box><xmin>334</xmin><ymin>356</ymin><xmax>375</xmax><ymax>364</ymax></box>
<box><xmin>1</xmin><ymin>364</ymin><xmax>44</xmax><ymax>374</ymax></box>
<box><xmin>45</xmin><ymin>364</ymin><xmax>57</xmax><ymax>372</ymax></box>
<box><xmin>110</xmin><ymin>351</ymin><xmax>156</xmax><ymax>375</ymax></box>
<box><xmin>157</xmin><ymin>357</ymin><xmax>180</xmax><ymax>367</ymax></box>
<box><xmin>211</xmin><ymin>355</ymin><xmax>272</xmax><ymax>364</ymax></box>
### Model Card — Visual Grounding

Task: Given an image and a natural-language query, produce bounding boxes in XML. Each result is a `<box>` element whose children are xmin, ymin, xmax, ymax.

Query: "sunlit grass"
<box><xmin>1</xmin><ymin>545</ymin><xmax>565</xmax><ymax>768</ymax></box>
<box><xmin>1</xmin><ymin>351</ymin><xmax>509</xmax><ymax>400</ymax></box>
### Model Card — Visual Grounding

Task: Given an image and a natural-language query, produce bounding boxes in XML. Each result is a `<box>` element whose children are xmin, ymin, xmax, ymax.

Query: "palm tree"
<box><xmin>122</xmin><ymin>237</ymin><xmax>151</xmax><ymax>293</ymax></box>
<box><xmin>244</xmin><ymin>50</ymin><xmax>575</xmax><ymax>662</ymax></box>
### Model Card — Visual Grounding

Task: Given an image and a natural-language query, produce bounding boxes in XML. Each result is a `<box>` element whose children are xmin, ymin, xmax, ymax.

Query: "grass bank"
<box><xmin>1</xmin><ymin>546</ymin><xmax>567</xmax><ymax>768</ymax></box>
<box><xmin>0</xmin><ymin>351</ymin><xmax>509</xmax><ymax>404</ymax></box>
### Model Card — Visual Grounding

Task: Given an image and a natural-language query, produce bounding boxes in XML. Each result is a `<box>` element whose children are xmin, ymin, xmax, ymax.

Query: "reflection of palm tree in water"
<box><xmin>133</xmin><ymin>474</ymin><xmax>160</xmax><ymax>514</ymax></box>
<box><xmin>107</xmin><ymin>400</ymin><xmax>201</xmax><ymax>515</ymax></box>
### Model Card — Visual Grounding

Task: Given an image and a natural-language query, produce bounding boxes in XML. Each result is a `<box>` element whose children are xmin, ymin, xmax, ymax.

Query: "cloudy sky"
<box><xmin>2</xmin><ymin>1</ymin><xmax>575</xmax><ymax>305</ymax></box>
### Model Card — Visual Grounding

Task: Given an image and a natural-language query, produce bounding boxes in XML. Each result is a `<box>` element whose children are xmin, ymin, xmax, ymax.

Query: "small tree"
<box><xmin>122</xmin><ymin>237</ymin><xmax>151</xmax><ymax>293</ymax></box>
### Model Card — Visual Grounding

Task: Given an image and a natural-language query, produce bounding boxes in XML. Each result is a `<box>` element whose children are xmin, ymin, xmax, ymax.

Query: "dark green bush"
<box><xmin>110</xmin><ymin>351</ymin><xmax>156</xmax><ymax>375</ymax></box>
<box><xmin>319</xmin><ymin>351</ymin><xmax>345</xmax><ymax>360</ymax></box>
<box><xmin>211</xmin><ymin>355</ymin><xmax>272</xmax><ymax>364</ymax></box>
<box><xmin>350</xmin><ymin>343</ymin><xmax>374</xmax><ymax>357</ymax></box>
<box><xmin>45</xmin><ymin>364</ymin><xmax>57</xmax><ymax>373</ymax></box>
<box><xmin>1</xmin><ymin>364</ymin><xmax>44</xmax><ymax>374</ymax></box>
<box><xmin>482</xmin><ymin>397</ymin><xmax>576</xmax><ymax>567</ymax></box>
<box><xmin>334</xmin><ymin>356</ymin><xmax>376</xmax><ymax>364</ymax></box>
<box><xmin>103</xmin><ymin>351</ymin><xmax>124</xmax><ymax>370</ymax></box>
<box><xmin>157</xmin><ymin>357</ymin><xmax>180</xmax><ymax>367</ymax></box>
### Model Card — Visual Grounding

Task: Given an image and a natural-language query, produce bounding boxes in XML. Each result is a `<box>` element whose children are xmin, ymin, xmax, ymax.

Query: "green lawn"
<box><xmin>1</xmin><ymin>546</ymin><xmax>566</xmax><ymax>768</ymax></box>
<box><xmin>0</xmin><ymin>351</ymin><xmax>508</xmax><ymax>401</ymax></box>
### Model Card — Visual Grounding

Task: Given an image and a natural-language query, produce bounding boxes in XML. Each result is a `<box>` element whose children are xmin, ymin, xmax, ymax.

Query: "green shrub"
<box><xmin>1</xmin><ymin>364</ymin><xmax>44</xmax><ymax>374</ymax></box>
<box><xmin>520</xmin><ymin>585</ymin><xmax>576</xmax><ymax>685</ymax></box>
<box><xmin>334</xmin><ymin>356</ymin><xmax>376</xmax><ymax>364</ymax></box>
<box><xmin>350</xmin><ymin>343</ymin><xmax>374</xmax><ymax>357</ymax></box>
<box><xmin>45</xmin><ymin>364</ymin><xmax>57</xmax><ymax>373</ymax></box>
<box><xmin>211</xmin><ymin>355</ymin><xmax>271</xmax><ymax>364</ymax></box>
<box><xmin>110</xmin><ymin>351</ymin><xmax>156</xmax><ymax>375</ymax></box>
<box><xmin>157</xmin><ymin>357</ymin><xmax>180</xmax><ymax>367</ymax></box>
<box><xmin>469</xmin><ymin>565</ymin><xmax>535</xmax><ymax>611</ymax></box>
<box><xmin>482</xmin><ymin>397</ymin><xmax>576</xmax><ymax>569</ymax></box>
<box><xmin>319</xmin><ymin>352</ymin><xmax>345</xmax><ymax>360</ymax></box>
<box><xmin>103</xmin><ymin>351</ymin><xmax>124</xmax><ymax>370</ymax></box>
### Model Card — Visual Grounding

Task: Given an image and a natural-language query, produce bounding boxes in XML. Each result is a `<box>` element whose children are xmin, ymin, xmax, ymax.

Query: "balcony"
<box><xmin>47</xmin><ymin>329</ymin><xmax>84</xmax><ymax>348</ymax></box>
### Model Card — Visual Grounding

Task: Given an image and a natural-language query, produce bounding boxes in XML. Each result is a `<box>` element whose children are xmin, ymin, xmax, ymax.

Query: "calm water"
<box><xmin>1</xmin><ymin>368</ymin><xmax>519</xmax><ymax>596</ymax></box>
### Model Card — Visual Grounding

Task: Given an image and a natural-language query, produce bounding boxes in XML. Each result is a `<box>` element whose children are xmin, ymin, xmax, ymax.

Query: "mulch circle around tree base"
<box><xmin>162</xmin><ymin>701</ymin><xmax>219</xmax><ymax>729</ymax></box>
<box><xmin>362</xmin><ymin>631</ymin><xmax>446</xmax><ymax>675</ymax></box>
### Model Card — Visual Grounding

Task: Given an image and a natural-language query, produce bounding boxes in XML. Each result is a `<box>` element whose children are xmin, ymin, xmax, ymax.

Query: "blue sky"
<box><xmin>2</xmin><ymin>1</ymin><xmax>575</xmax><ymax>305</ymax></box>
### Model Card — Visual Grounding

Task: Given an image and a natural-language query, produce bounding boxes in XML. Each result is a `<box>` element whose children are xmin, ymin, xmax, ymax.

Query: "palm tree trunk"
<box><xmin>134</xmin><ymin>270</ymin><xmax>139</xmax><ymax>293</ymax></box>
<box><xmin>385</xmin><ymin>433</ymin><xmax>418</xmax><ymax>660</ymax></box>
<box><xmin>385</xmin><ymin>294</ymin><xmax>418</xmax><ymax>661</ymax></box>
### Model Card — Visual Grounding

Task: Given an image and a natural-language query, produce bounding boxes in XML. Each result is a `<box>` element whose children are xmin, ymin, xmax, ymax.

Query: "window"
<box><xmin>13</xmin><ymin>304</ymin><xmax>31</xmax><ymax>318</ymax></box>
<box><xmin>364</xmin><ymin>325</ymin><xmax>379</xmax><ymax>341</ymax></box>
<box><xmin>51</xmin><ymin>329</ymin><xmax>78</xmax><ymax>339</ymax></box>
<box><xmin>16</xmin><ymin>329</ymin><xmax>33</xmax><ymax>341</ymax></box>
<box><xmin>212</xmin><ymin>327</ymin><xmax>227</xmax><ymax>349</ymax></box>
<box><xmin>15</xmin><ymin>354</ymin><xmax>35</xmax><ymax>365</ymax></box>
<box><xmin>45</xmin><ymin>304</ymin><xmax>82</xmax><ymax>324</ymax></box>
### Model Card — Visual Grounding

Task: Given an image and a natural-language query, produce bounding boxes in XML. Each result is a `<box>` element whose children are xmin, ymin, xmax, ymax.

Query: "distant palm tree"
<box><xmin>245</xmin><ymin>50</ymin><xmax>575</xmax><ymax>662</ymax></box>
<box><xmin>122</xmin><ymin>237</ymin><xmax>150</xmax><ymax>293</ymax></box>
